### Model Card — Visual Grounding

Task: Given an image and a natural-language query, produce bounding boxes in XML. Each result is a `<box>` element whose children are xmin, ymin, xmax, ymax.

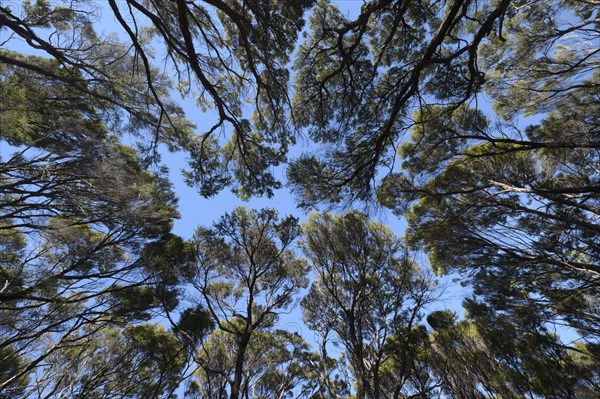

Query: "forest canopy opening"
<box><xmin>0</xmin><ymin>0</ymin><xmax>598</xmax><ymax>398</ymax></box>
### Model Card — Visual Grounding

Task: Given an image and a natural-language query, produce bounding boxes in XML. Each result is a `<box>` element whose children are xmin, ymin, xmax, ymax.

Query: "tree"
<box><xmin>192</xmin><ymin>325</ymin><xmax>312</xmax><ymax>399</ymax></box>
<box><xmin>1</xmin><ymin>0</ymin><xmax>314</xmax><ymax>198</ymax></box>
<box><xmin>0</xmin><ymin>40</ymin><xmax>188</xmax><ymax>397</ymax></box>
<box><xmin>0</xmin><ymin>3</ymin><xmax>315</xmax><ymax>395</ymax></box>
<box><xmin>427</xmin><ymin>306</ymin><xmax>600</xmax><ymax>398</ymax></box>
<box><xmin>287</xmin><ymin>0</ymin><xmax>599</xmax><ymax>363</ymax></box>
<box><xmin>289</xmin><ymin>0</ymin><xmax>597</xmax><ymax>207</ymax></box>
<box><xmin>0</xmin><ymin>146</ymin><xmax>185</xmax><ymax>398</ymax></box>
<box><xmin>44</xmin><ymin>323</ymin><xmax>188</xmax><ymax>399</ymax></box>
<box><xmin>0</xmin><ymin>345</ymin><xmax>28</xmax><ymax>399</ymax></box>
<box><xmin>381</xmin><ymin>72</ymin><xmax>599</xmax><ymax>339</ymax></box>
<box><xmin>301</xmin><ymin>211</ymin><xmax>438</xmax><ymax>399</ymax></box>
<box><xmin>3</xmin><ymin>0</ymin><xmax>599</xmax><ymax>396</ymax></box>
<box><xmin>289</xmin><ymin>0</ymin><xmax>515</xmax><ymax>206</ymax></box>
<box><xmin>0</xmin><ymin>8</ymin><xmax>194</xmax><ymax>156</ymax></box>
<box><xmin>186</xmin><ymin>207</ymin><xmax>309</xmax><ymax>399</ymax></box>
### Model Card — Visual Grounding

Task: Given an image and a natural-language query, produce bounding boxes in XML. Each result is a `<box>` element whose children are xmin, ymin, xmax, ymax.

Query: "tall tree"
<box><xmin>186</xmin><ymin>207</ymin><xmax>309</xmax><ymax>399</ymax></box>
<box><xmin>288</xmin><ymin>0</ymin><xmax>599</xmax><ymax>361</ymax></box>
<box><xmin>1</xmin><ymin>0</ymin><xmax>314</xmax><ymax>198</ymax></box>
<box><xmin>43</xmin><ymin>323</ymin><xmax>188</xmax><ymax>399</ymax></box>
<box><xmin>301</xmin><ymin>211</ymin><xmax>438</xmax><ymax>399</ymax></box>
<box><xmin>380</xmin><ymin>67</ymin><xmax>599</xmax><ymax>339</ymax></box>
<box><xmin>427</xmin><ymin>306</ymin><xmax>600</xmax><ymax>398</ymax></box>
<box><xmin>191</xmin><ymin>325</ymin><xmax>312</xmax><ymax>399</ymax></box>
<box><xmin>3</xmin><ymin>0</ymin><xmax>598</xmax><ymax>396</ymax></box>
<box><xmin>0</xmin><ymin>36</ymin><xmax>188</xmax><ymax>397</ymax></box>
<box><xmin>289</xmin><ymin>0</ymin><xmax>515</xmax><ymax>206</ymax></box>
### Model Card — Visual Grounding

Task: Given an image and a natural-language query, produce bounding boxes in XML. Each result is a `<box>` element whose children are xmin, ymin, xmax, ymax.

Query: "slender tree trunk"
<box><xmin>230</xmin><ymin>333</ymin><xmax>250</xmax><ymax>399</ymax></box>
<box><xmin>356</xmin><ymin>380</ymin><xmax>366</xmax><ymax>399</ymax></box>
<box><xmin>352</xmin><ymin>358</ymin><xmax>367</xmax><ymax>399</ymax></box>
<box><xmin>373</xmin><ymin>368</ymin><xmax>381</xmax><ymax>399</ymax></box>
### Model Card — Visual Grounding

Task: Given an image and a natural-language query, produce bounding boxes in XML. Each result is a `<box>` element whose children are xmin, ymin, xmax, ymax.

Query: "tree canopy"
<box><xmin>1</xmin><ymin>0</ymin><xmax>598</xmax><ymax>398</ymax></box>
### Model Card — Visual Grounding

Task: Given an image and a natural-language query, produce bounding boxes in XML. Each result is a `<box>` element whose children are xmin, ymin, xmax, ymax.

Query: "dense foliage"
<box><xmin>1</xmin><ymin>0</ymin><xmax>598</xmax><ymax>398</ymax></box>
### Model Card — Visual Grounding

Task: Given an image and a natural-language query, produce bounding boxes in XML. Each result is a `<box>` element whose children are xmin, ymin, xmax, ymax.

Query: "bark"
<box><xmin>230</xmin><ymin>333</ymin><xmax>251</xmax><ymax>399</ymax></box>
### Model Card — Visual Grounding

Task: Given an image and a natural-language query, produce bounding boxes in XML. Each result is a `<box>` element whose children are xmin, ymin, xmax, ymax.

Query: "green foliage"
<box><xmin>111</xmin><ymin>285</ymin><xmax>161</xmax><ymax>321</ymax></box>
<box><xmin>194</xmin><ymin>326</ymin><xmax>311</xmax><ymax>399</ymax></box>
<box><xmin>288</xmin><ymin>7</ymin><xmax>599</xmax><ymax>392</ymax></box>
<box><xmin>289</xmin><ymin>0</ymin><xmax>516</xmax><ymax>207</ymax></box>
<box><xmin>190</xmin><ymin>207</ymin><xmax>309</xmax><ymax>331</ymax></box>
<box><xmin>141</xmin><ymin>234</ymin><xmax>194</xmax><ymax>285</ymax></box>
<box><xmin>187</xmin><ymin>207</ymin><xmax>310</xmax><ymax>399</ymax></box>
<box><xmin>427</xmin><ymin>303</ymin><xmax>600</xmax><ymax>398</ymax></box>
<box><xmin>125</xmin><ymin>323</ymin><xmax>186</xmax><ymax>368</ymax></box>
<box><xmin>0</xmin><ymin>345</ymin><xmax>29</xmax><ymax>399</ymax></box>
<box><xmin>389</xmin><ymin>95</ymin><xmax>600</xmax><ymax>338</ymax></box>
<box><xmin>0</xmin><ymin>8</ymin><xmax>184</xmax><ymax>396</ymax></box>
<box><xmin>426</xmin><ymin>310</ymin><xmax>457</xmax><ymax>331</ymax></box>
<box><xmin>93</xmin><ymin>0</ymin><xmax>315</xmax><ymax>198</ymax></box>
<box><xmin>301</xmin><ymin>211</ymin><xmax>438</xmax><ymax>398</ymax></box>
<box><xmin>2</xmin><ymin>0</ymin><xmax>599</xmax><ymax>397</ymax></box>
<box><xmin>177</xmin><ymin>304</ymin><xmax>214</xmax><ymax>344</ymax></box>
<box><xmin>47</xmin><ymin>324</ymin><xmax>186</xmax><ymax>398</ymax></box>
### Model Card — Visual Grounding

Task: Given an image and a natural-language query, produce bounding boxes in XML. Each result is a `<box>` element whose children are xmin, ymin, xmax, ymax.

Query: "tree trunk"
<box><xmin>230</xmin><ymin>333</ymin><xmax>251</xmax><ymax>399</ymax></box>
